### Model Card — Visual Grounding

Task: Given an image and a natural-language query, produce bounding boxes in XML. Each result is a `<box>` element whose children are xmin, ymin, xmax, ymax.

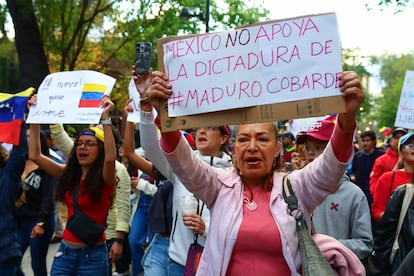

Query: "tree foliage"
<box><xmin>1</xmin><ymin>0</ymin><xmax>268</xmax><ymax>115</ymax></box>
<box><xmin>342</xmin><ymin>48</ymin><xmax>373</xmax><ymax>126</ymax></box>
<box><xmin>366</xmin><ymin>0</ymin><xmax>414</xmax><ymax>12</ymax></box>
<box><xmin>372</xmin><ymin>53</ymin><xmax>414</xmax><ymax>128</ymax></box>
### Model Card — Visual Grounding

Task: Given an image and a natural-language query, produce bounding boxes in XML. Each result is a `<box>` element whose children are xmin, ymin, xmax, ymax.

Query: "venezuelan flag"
<box><xmin>379</xmin><ymin>126</ymin><xmax>392</xmax><ymax>137</ymax></box>
<box><xmin>78</xmin><ymin>83</ymin><xmax>106</xmax><ymax>108</ymax></box>
<box><xmin>0</xmin><ymin>88</ymin><xmax>34</xmax><ymax>145</ymax></box>
<box><xmin>324</xmin><ymin>113</ymin><xmax>337</xmax><ymax>123</ymax></box>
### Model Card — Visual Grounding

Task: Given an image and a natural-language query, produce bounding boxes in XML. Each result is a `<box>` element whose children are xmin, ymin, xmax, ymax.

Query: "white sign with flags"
<box><xmin>395</xmin><ymin>70</ymin><xmax>414</xmax><ymax>129</ymax></box>
<box><xmin>27</xmin><ymin>70</ymin><xmax>116</xmax><ymax>124</ymax></box>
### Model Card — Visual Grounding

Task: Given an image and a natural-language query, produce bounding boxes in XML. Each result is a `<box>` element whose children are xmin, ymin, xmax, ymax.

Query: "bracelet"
<box><xmin>140</xmin><ymin>96</ymin><xmax>150</xmax><ymax>104</ymax></box>
<box><xmin>99</xmin><ymin>118</ymin><xmax>112</xmax><ymax>125</ymax></box>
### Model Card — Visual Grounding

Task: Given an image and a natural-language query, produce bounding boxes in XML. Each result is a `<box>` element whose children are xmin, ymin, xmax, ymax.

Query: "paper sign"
<box><xmin>26</xmin><ymin>70</ymin><xmax>116</xmax><ymax>124</ymax></box>
<box><xmin>161</xmin><ymin>13</ymin><xmax>342</xmax><ymax>117</ymax></box>
<box><xmin>395</xmin><ymin>70</ymin><xmax>414</xmax><ymax>129</ymax></box>
<box><xmin>126</xmin><ymin>79</ymin><xmax>157</xmax><ymax>122</ymax></box>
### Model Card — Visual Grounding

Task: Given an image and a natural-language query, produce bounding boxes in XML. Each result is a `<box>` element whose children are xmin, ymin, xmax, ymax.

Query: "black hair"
<box><xmin>360</xmin><ymin>130</ymin><xmax>377</xmax><ymax>145</ymax></box>
<box><xmin>55</xmin><ymin>128</ymin><xmax>105</xmax><ymax>202</ymax></box>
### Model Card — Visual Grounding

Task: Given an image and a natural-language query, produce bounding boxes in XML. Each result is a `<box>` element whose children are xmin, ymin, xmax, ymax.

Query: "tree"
<box><xmin>372</xmin><ymin>53</ymin><xmax>414</xmax><ymax>128</ymax></box>
<box><xmin>6</xmin><ymin>0</ymin><xmax>49</xmax><ymax>90</ymax></box>
<box><xmin>2</xmin><ymin>0</ymin><xmax>268</xmax><ymax>103</ymax></box>
<box><xmin>366</xmin><ymin>0</ymin><xmax>414</xmax><ymax>11</ymax></box>
<box><xmin>342</xmin><ymin>48</ymin><xmax>373</xmax><ymax>127</ymax></box>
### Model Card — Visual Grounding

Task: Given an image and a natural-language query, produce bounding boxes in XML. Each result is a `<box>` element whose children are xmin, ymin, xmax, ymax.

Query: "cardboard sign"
<box><xmin>395</xmin><ymin>70</ymin><xmax>414</xmax><ymax>129</ymax></box>
<box><xmin>27</xmin><ymin>70</ymin><xmax>116</xmax><ymax>124</ymax></box>
<box><xmin>157</xmin><ymin>13</ymin><xmax>345</xmax><ymax>131</ymax></box>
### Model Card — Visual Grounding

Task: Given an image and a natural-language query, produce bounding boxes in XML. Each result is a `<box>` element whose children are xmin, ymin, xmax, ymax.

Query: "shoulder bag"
<box><xmin>65</xmin><ymin>182</ymin><xmax>108</xmax><ymax>246</ymax></box>
<box><xmin>282</xmin><ymin>176</ymin><xmax>335</xmax><ymax>276</ymax></box>
<box><xmin>184</xmin><ymin>199</ymin><xmax>205</xmax><ymax>276</ymax></box>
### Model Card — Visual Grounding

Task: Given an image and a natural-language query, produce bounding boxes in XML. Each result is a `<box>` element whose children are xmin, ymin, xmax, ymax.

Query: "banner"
<box><xmin>0</xmin><ymin>88</ymin><xmax>35</xmax><ymax>145</ymax></box>
<box><xmin>395</xmin><ymin>70</ymin><xmax>414</xmax><ymax>129</ymax></box>
<box><xmin>161</xmin><ymin>13</ymin><xmax>342</xmax><ymax>117</ymax></box>
<box><xmin>26</xmin><ymin>70</ymin><xmax>116</xmax><ymax>124</ymax></box>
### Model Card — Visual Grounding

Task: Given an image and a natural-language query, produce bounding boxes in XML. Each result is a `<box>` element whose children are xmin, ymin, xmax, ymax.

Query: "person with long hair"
<box><xmin>27</xmin><ymin>94</ymin><xmax>117</xmax><ymax>276</ymax></box>
<box><xmin>142</xmin><ymin>70</ymin><xmax>365</xmax><ymax>275</ymax></box>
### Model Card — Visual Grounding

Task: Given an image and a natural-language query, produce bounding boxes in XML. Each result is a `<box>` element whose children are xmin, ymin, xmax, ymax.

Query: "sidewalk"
<box><xmin>21</xmin><ymin>242</ymin><xmax>59</xmax><ymax>275</ymax></box>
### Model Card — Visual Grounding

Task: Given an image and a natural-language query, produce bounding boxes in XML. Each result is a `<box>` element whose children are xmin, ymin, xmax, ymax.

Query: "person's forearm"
<box><xmin>331</xmin><ymin>121</ymin><xmax>356</xmax><ymax>162</ymax></box>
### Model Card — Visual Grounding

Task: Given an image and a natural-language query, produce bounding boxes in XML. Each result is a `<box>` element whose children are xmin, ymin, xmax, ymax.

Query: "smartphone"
<box><xmin>135</xmin><ymin>42</ymin><xmax>152</xmax><ymax>75</ymax></box>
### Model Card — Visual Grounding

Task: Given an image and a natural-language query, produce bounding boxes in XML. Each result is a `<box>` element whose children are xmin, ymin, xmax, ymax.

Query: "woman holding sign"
<box><xmin>27</xmin><ymin>95</ymin><xmax>117</xmax><ymax>276</ymax></box>
<box><xmin>141</xmin><ymin>70</ymin><xmax>365</xmax><ymax>275</ymax></box>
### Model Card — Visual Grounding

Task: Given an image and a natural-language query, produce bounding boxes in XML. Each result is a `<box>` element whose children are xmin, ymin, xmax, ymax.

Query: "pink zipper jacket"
<box><xmin>162</xmin><ymin>125</ymin><xmax>354</xmax><ymax>275</ymax></box>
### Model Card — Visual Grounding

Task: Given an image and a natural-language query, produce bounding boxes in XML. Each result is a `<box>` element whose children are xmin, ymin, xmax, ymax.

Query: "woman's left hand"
<box><xmin>100</xmin><ymin>95</ymin><xmax>114</xmax><ymax>118</ymax></box>
<box><xmin>182</xmin><ymin>214</ymin><xmax>206</xmax><ymax>236</ymax></box>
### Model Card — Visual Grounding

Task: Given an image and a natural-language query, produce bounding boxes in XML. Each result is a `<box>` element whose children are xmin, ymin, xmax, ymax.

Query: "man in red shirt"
<box><xmin>369</xmin><ymin>127</ymin><xmax>407</xmax><ymax>200</ymax></box>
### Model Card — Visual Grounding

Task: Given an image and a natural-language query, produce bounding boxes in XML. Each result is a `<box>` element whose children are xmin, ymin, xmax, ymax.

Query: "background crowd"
<box><xmin>1</xmin><ymin>68</ymin><xmax>413</xmax><ymax>276</ymax></box>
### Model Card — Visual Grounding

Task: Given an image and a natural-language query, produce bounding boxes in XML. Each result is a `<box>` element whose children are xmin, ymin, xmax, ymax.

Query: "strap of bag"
<box><xmin>72</xmin><ymin>181</ymin><xmax>81</xmax><ymax>213</ymax></box>
<box><xmin>192</xmin><ymin>199</ymin><xmax>205</xmax><ymax>247</ymax></box>
<box><xmin>282</xmin><ymin>175</ymin><xmax>304</xmax><ymax>224</ymax></box>
<box><xmin>390</xmin><ymin>184</ymin><xmax>414</xmax><ymax>262</ymax></box>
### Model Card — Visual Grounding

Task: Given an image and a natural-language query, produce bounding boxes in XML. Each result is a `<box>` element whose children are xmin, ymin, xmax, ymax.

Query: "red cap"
<box><xmin>296</xmin><ymin>120</ymin><xmax>335</xmax><ymax>144</ymax></box>
<box><xmin>219</xmin><ymin>125</ymin><xmax>231</xmax><ymax>137</ymax></box>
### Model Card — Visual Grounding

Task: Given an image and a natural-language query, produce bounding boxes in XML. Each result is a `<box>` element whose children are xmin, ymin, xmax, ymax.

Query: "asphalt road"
<box><xmin>21</xmin><ymin>242</ymin><xmax>59</xmax><ymax>275</ymax></box>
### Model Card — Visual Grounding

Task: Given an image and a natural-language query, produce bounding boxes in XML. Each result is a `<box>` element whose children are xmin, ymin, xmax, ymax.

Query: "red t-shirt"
<box><xmin>371</xmin><ymin>170</ymin><xmax>412</xmax><ymax>221</ymax></box>
<box><xmin>226</xmin><ymin>185</ymin><xmax>290</xmax><ymax>275</ymax></box>
<box><xmin>63</xmin><ymin>180</ymin><xmax>114</xmax><ymax>243</ymax></box>
<box><xmin>369</xmin><ymin>149</ymin><xmax>399</xmax><ymax>199</ymax></box>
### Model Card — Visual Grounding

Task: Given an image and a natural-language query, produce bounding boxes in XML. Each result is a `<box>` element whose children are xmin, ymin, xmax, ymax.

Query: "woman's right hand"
<box><xmin>27</xmin><ymin>94</ymin><xmax>37</xmax><ymax>109</ymax></box>
<box><xmin>146</xmin><ymin>71</ymin><xmax>172</xmax><ymax>113</ymax></box>
<box><xmin>182</xmin><ymin>213</ymin><xmax>206</xmax><ymax>236</ymax></box>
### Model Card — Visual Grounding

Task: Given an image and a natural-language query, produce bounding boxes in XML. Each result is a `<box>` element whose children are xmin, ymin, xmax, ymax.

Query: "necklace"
<box><xmin>243</xmin><ymin>192</ymin><xmax>257</xmax><ymax>211</ymax></box>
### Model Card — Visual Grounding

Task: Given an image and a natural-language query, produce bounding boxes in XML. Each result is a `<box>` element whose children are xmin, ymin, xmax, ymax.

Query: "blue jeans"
<box><xmin>0</xmin><ymin>257</ymin><xmax>20</xmax><ymax>276</ymax></box>
<box><xmin>51</xmin><ymin>241</ymin><xmax>108</xmax><ymax>276</ymax></box>
<box><xmin>142</xmin><ymin>234</ymin><xmax>170</xmax><ymax>276</ymax></box>
<box><xmin>129</xmin><ymin>193</ymin><xmax>152</xmax><ymax>275</ymax></box>
<box><xmin>17</xmin><ymin>215</ymin><xmax>55</xmax><ymax>276</ymax></box>
<box><xmin>168</xmin><ymin>258</ymin><xmax>184</xmax><ymax>276</ymax></box>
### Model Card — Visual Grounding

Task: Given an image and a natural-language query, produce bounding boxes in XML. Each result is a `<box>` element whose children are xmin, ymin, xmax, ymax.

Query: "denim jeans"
<box><xmin>129</xmin><ymin>193</ymin><xmax>152</xmax><ymax>275</ymax></box>
<box><xmin>16</xmin><ymin>215</ymin><xmax>55</xmax><ymax>276</ymax></box>
<box><xmin>0</xmin><ymin>257</ymin><xmax>20</xmax><ymax>276</ymax></box>
<box><xmin>142</xmin><ymin>234</ymin><xmax>170</xmax><ymax>276</ymax></box>
<box><xmin>51</xmin><ymin>241</ymin><xmax>108</xmax><ymax>276</ymax></box>
<box><xmin>168</xmin><ymin>258</ymin><xmax>184</xmax><ymax>276</ymax></box>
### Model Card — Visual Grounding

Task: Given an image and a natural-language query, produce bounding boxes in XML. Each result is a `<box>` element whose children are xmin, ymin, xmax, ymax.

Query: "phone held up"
<box><xmin>135</xmin><ymin>42</ymin><xmax>152</xmax><ymax>76</ymax></box>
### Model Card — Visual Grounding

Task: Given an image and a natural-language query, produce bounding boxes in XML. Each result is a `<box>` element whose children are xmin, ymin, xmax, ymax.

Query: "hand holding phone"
<box><xmin>135</xmin><ymin>42</ymin><xmax>152</xmax><ymax>76</ymax></box>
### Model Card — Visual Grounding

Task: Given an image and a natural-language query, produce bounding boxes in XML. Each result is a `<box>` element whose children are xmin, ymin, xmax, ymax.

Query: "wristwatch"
<box><xmin>114</xmin><ymin>238</ymin><xmax>125</xmax><ymax>245</ymax></box>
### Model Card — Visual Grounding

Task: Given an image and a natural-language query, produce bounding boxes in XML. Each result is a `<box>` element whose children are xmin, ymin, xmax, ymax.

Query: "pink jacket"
<box><xmin>163</xmin><ymin>128</ymin><xmax>353</xmax><ymax>275</ymax></box>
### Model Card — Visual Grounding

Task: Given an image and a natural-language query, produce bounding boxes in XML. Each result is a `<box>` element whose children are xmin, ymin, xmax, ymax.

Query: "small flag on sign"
<box><xmin>78</xmin><ymin>83</ymin><xmax>106</xmax><ymax>108</ymax></box>
<box><xmin>0</xmin><ymin>88</ymin><xmax>35</xmax><ymax>145</ymax></box>
<box><xmin>379</xmin><ymin>126</ymin><xmax>392</xmax><ymax>137</ymax></box>
<box><xmin>324</xmin><ymin>113</ymin><xmax>337</xmax><ymax>123</ymax></box>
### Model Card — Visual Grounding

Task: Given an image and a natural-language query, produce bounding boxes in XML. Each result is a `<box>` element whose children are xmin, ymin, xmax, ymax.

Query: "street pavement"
<box><xmin>21</xmin><ymin>242</ymin><xmax>59</xmax><ymax>275</ymax></box>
